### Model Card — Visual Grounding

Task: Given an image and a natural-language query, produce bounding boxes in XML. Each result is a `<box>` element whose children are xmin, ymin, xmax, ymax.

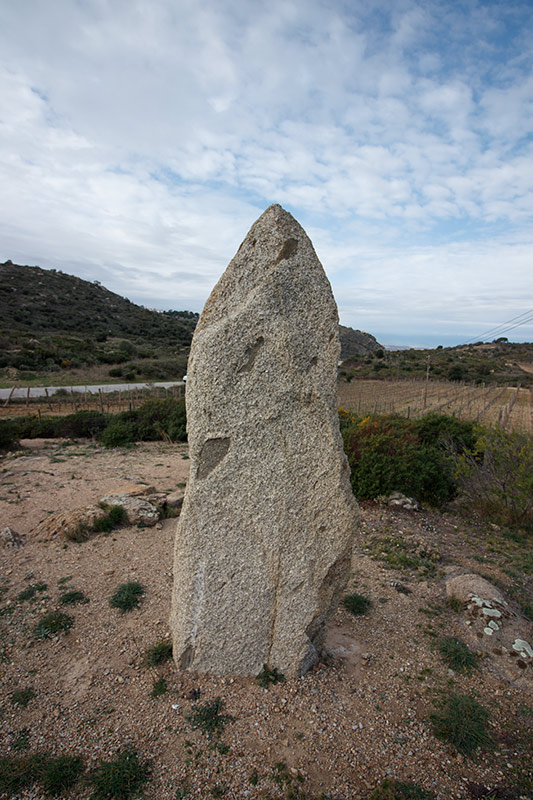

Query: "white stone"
<box><xmin>512</xmin><ymin>639</ymin><xmax>533</xmax><ymax>658</ymax></box>
<box><xmin>483</xmin><ymin>627</ymin><xmax>493</xmax><ymax>636</ymax></box>
<box><xmin>170</xmin><ymin>204</ymin><xmax>359</xmax><ymax>677</ymax></box>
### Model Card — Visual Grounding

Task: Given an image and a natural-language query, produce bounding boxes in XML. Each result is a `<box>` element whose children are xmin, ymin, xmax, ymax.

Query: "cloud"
<box><xmin>0</xmin><ymin>0</ymin><xmax>532</xmax><ymax>344</ymax></box>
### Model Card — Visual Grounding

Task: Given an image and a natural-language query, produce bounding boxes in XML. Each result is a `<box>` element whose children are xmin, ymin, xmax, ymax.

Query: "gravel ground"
<box><xmin>1</xmin><ymin>439</ymin><xmax>531</xmax><ymax>800</ymax></box>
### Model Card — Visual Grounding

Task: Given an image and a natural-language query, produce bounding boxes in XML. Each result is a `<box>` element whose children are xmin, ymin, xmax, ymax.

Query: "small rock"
<box><xmin>0</xmin><ymin>526</ymin><xmax>24</xmax><ymax>548</ymax></box>
<box><xmin>483</xmin><ymin>627</ymin><xmax>493</xmax><ymax>636</ymax></box>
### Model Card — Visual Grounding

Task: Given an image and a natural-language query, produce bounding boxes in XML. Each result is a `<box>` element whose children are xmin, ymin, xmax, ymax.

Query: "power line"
<box><xmin>464</xmin><ymin>309</ymin><xmax>533</xmax><ymax>344</ymax></box>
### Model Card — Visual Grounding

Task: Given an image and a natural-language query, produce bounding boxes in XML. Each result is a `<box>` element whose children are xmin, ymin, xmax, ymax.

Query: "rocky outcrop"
<box><xmin>339</xmin><ymin>325</ymin><xmax>383</xmax><ymax>359</ymax></box>
<box><xmin>171</xmin><ymin>204</ymin><xmax>359</xmax><ymax>678</ymax></box>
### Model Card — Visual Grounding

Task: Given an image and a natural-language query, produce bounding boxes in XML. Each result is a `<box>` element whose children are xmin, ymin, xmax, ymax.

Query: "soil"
<box><xmin>1</xmin><ymin>439</ymin><xmax>531</xmax><ymax>800</ymax></box>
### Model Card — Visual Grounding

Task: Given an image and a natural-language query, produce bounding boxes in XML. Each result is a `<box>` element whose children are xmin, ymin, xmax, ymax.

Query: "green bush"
<box><xmin>143</xmin><ymin>640</ymin><xmax>172</xmax><ymax>666</ymax></box>
<box><xmin>456</xmin><ymin>426</ymin><xmax>533</xmax><ymax>530</ymax></box>
<box><xmin>87</xmin><ymin>747</ymin><xmax>151</xmax><ymax>799</ymax></box>
<box><xmin>342</xmin><ymin>414</ymin><xmax>457</xmax><ymax>506</ymax></box>
<box><xmin>437</xmin><ymin>637</ymin><xmax>479</xmax><ymax>675</ymax></box>
<box><xmin>110</xmin><ymin>581</ymin><xmax>145</xmax><ymax>613</ymax></box>
<box><xmin>343</xmin><ymin>593</ymin><xmax>372</xmax><ymax>616</ymax></box>
<box><xmin>99</xmin><ymin>418</ymin><xmax>138</xmax><ymax>447</ymax></box>
<box><xmin>369</xmin><ymin>778</ymin><xmax>434</xmax><ymax>799</ymax></box>
<box><xmin>430</xmin><ymin>693</ymin><xmax>492</xmax><ymax>754</ymax></box>
<box><xmin>33</xmin><ymin>611</ymin><xmax>74</xmax><ymax>639</ymax></box>
<box><xmin>92</xmin><ymin>504</ymin><xmax>128</xmax><ymax>532</ymax></box>
<box><xmin>0</xmin><ymin>418</ymin><xmax>18</xmax><ymax>451</ymax></box>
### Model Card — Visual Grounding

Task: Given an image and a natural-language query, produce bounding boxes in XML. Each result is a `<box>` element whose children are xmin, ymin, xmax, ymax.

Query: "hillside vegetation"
<box><xmin>0</xmin><ymin>261</ymin><xmax>198</xmax><ymax>385</ymax></box>
<box><xmin>341</xmin><ymin>340</ymin><xmax>533</xmax><ymax>387</ymax></box>
<box><xmin>1</xmin><ymin>260</ymin><xmax>385</xmax><ymax>386</ymax></box>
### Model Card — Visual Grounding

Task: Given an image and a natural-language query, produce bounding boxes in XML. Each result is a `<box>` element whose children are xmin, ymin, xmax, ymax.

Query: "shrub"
<box><xmin>34</xmin><ymin>611</ymin><xmax>74</xmax><ymax>639</ymax></box>
<box><xmin>59</xmin><ymin>590</ymin><xmax>89</xmax><ymax>605</ymax></box>
<box><xmin>87</xmin><ymin>747</ymin><xmax>151</xmax><ymax>800</ymax></box>
<box><xmin>143</xmin><ymin>640</ymin><xmax>172</xmax><ymax>666</ymax></box>
<box><xmin>99</xmin><ymin>419</ymin><xmax>138</xmax><ymax>448</ymax></box>
<box><xmin>186</xmin><ymin>697</ymin><xmax>234</xmax><ymax>739</ymax></box>
<box><xmin>0</xmin><ymin>752</ymin><xmax>83</xmax><ymax>796</ymax></box>
<box><xmin>92</xmin><ymin>504</ymin><xmax>128</xmax><ymax>533</ymax></box>
<box><xmin>11</xmin><ymin>687</ymin><xmax>36</xmax><ymax>707</ymax></box>
<box><xmin>343</xmin><ymin>593</ymin><xmax>372</xmax><ymax>616</ymax></box>
<box><xmin>437</xmin><ymin>637</ymin><xmax>479</xmax><ymax>675</ymax></box>
<box><xmin>40</xmin><ymin>754</ymin><xmax>84</xmax><ymax>796</ymax></box>
<box><xmin>150</xmin><ymin>677</ymin><xmax>167</xmax><ymax>698</ymax></box>
<box><xmin>342</xmin><ymin>414</ymin><xmax>456</xmax><ymax>506</ymax></box>
<box><xmin>99</xmin><ymin>397</ymin><xmax>187</xmax><ymax>447</ymax></box>
<box><xmin>430</xmin><ymin>693</ymin><xmax>492</xmax><ymax>754</ymax></box>
<box><xmin>0</xmin><ymin>418</ymin><xmax>18</xmax><ymax>451</ymax></box>
<box><xmin>110</xmin><ymin>581</ymin><xmax>145</xmax><ymax>613</ymax></box>
<box><xmin>456</xmin><ymin>427</ymin><xmax>533</xmax><ymax>530</ymax></box>
<box><xmin>256</xmin><ymin>665</ymin><xmax>286</xmax><ymax>689</ymax></box>
<box><xmin>369</xmin><ymin>777</ymin><xmax>434</xmax><ymax>799</ymax></box>
<box><xmin>415</xmin><ymin>412</ymin><xmax>475</xmax><ymax>453</ymax></box>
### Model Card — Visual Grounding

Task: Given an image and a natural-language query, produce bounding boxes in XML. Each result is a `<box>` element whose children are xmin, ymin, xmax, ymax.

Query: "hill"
<box><xmin>338</xmin><ymin>324</ymin><xmax>383</xmax><ymax>358</ymax></box>
<box><xmin>340</xmin><ymin>340</ymin><xmax>533</xmax><ymax>387</ymax></box>
<box><xmin>0</xmin><ymin>260</ymin><xmax>197</xmax><ymax>343</ymax></box>
<box><xmin>0</xmin><ymin>261</ymin><xmax>385</xmax><ymax>386</ymax></box>
<box><xmin>0</xmin><ymin>261</ymin><xmax>198</xmax><ymax>385</ymax></box>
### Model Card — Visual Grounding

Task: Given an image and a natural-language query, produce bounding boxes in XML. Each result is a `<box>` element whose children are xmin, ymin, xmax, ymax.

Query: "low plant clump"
<box><xmin>59</xmin><ymin>589</ymin><xmax>89</xmax><ymax>605</ymax></box>
<box><xmin>369</xmin><ymin>777</ymin><xmax>434</xmax><ymax>799</ymax></box>
<box><xmin>437</xmin><ymin>636</ymin><xmax>479</xmax><ymax>675</ymax></box>
<box><xmin>10</xmin><ymin>687</ymin><xmax>36</xmax><ymax>707</ymax></box>
<box><xmin>0</xmin><ymin>752</ymin><xmax>84</xmax><ymax>797</ymax></box>
<box><xmin>256</xmin><ymin>664</ymin><xmax>286</xmax><ymax>689</ymax></box>
<box><xmin>33</xmin><ymin>611</ymin><xmax>74</xmax><ymax>639</ymax></box>
<box><xmin>430</xmin><ymin>692</ymin><xmax>493</xmax><ymax>754</ymax></box>
<box><xmin>186</xmin><ymin>697</ymin><xmax>235</xmax><ymax>739</ymax></box>
<box><xmin>143</xmin><ymin>640</ymin><xmax>173</xmax><ymax>666</ymax></box>
<box><xmin>87</xmin><ymin>746</ymin><xmax>151</xmax><ymax>800</ymax></box>
<box><xmin>109</xmin><ymin>581</ymin><xmax>145</xmax><ymax>613</ymax></box>
<box><xmin>343</xmin><ymin>592</ymin><xmax>372</xmax><ymax>616</ymax></box>
<box><xmin>150</xmin><ymin>677</ymin><xmax>168</xmax><ymax>698</ymax></box>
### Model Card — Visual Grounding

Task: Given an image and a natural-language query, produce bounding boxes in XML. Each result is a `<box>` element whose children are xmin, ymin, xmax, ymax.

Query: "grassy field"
<box><xmin>338</xmin><ymin>378</ymin><xmax>532</xmax><ymax>434</ymax></box>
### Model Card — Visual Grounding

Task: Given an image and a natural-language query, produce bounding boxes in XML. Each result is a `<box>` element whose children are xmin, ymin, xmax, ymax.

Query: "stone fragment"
<box><xmin>100</xmin><ymin>494</ymin><xmax>160</xmax><ymax>527</ymax></box>
<box><xmin>33</xmin><ymin>505</ymin><xmax>105</xmax><ymax>541</ymax></box>
<box><xmin>0</xmin><ymin>526</ymin><xmax>24</xmax><ymax>548</ymax></box>
<box><xmin>512</xmin><ymin>639</ymin><xmax>533</xmax><ymax>659</ymax></box>
<box><xmin>445</xmin><ymin>574</ymin><xmax>506</xmax><ymax>605</ymax></box>
<box><xmin>170</xmin><ymin>204</ymin><xmax>359</xmax><ymax>677</ymax></box>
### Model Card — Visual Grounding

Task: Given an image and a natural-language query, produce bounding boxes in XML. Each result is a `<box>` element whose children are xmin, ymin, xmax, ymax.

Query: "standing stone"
<box><xmin>170</xmin><ymin>204</ymin><xmax>359</xmax><ymax>677</ymax></box>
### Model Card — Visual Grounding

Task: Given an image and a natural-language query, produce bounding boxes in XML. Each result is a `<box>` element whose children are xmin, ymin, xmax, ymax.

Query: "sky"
<box><xmin>0</xmin><ymin>0</ymin><xmax>532</xmax><ymax>348</ymax></box>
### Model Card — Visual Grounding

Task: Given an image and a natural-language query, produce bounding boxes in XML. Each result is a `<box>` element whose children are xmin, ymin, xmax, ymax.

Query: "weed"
<box><xmin>256</xmin><ymin>664</ymin><xmax>286</xmax><ymax>689</ymax></box>
<box><xmin>41</xmin><ymin>755</ymin><xmax>85</xmax><ymax>796</ymax></box>
<box><xmin>34</xmin><ymin>611</ymin><xmax>74</xmax><ymax>639</ymax></box>
<box><xmin>343</xmin><ymin>593</ymin><xmax>372</xmax><ymax>616</ymax></box>
<box><xmin>0</xmin><ymin>752</ymin><xmax>84</xmax><ymax>797</ymax></box>
<box><xmin>17</xmin><ymin>582</ymin><xmax>48</xmax><ymax>602</ymax></box>
<box><xmin>110</xmin><ymin>581</ymin><xmax>145</xmax><ymax>613</ymax></box>
<box><xmin>93</xmin><ymin>504</ymin><xmax>128</xmax><ymax>533</ymax></box>
<box><xmin>59</xmin><ymin>589</ymin><xmax>89</xmax><ymax>605</ymax></box>
<box><xmin>150</xmin><ymin>677</ymin><xmax>168</xmax><ymax>698</ymax></box>
<box><xmin>446</xmin><ymin>596</ymin><xmax>464</xmax><ymax>612</ymax></box>
<box><xmin>369</xmin><ymin>777</ymin><xmax>434</xmax><ymax>799</ymax></box>
<box><xmin>11</xmin><ymin>688</ymin><xmax>36</xmax><ymax>707</ymax></box>
<box><xmin>187</xmin><ymin>697</ymin><xmax>234</xmax><ymax>739</ymax></box>
<box><xmin>57</xmin><ymin>575</ymin><xmax>73</xmax><ymax>585</ymax></box>
<box><xmin>144</xmin><ymin>640</ymin><xmax>173</xmax><ymax>666</ymax></box>
<box><xmin>430</xmin><ymin>692</ymin><xmax>492</xmax><ymax>754</ymax></box>
<box><xmin>88</xmin><ymin>746</ymin><xmax>151</xmax><ymax>799</ymax></box>
<box><xmin>249</xmin><ymin>768</ymin><xmax>259</xmax><ymax>785</ymax></box>
<box><xmin>437</xmin><ymin>637</ymin><xmax>479</xmax><ymax>675</ymax></box>
<box><xmin>10</xmin><ymin>728</ymin><xmax>31</xmax><ymax>752</ymax></box>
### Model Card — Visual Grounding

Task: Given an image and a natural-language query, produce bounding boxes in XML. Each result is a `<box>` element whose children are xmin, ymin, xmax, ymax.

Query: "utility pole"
<box><xmin>423</xmin><ymin>354</ymin><xmax>431</xmax><ymax>409</ymax></box>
